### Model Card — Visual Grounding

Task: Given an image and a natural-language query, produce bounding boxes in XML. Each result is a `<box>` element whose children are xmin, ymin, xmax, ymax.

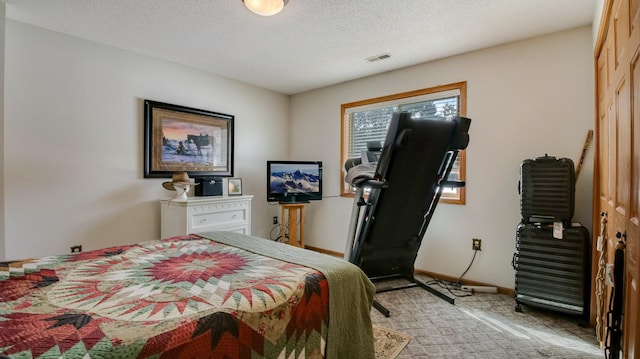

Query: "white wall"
<box><xmin>290</xmin><ymin>26</ymin><xmax>594</xmax><ymax>289</ymax></box>
<box><xmin>3</xmin><ymin>20</ymin><xmax>596</xmax><ymax>291</ymax></box>
<box><xmin>594</xmin><ymin>0</ymin><xmax>606</xmax><ymax>45</ymax></box>
<box><xmin>4</xmin><ymin>20</ymin><xmax>289</xmax><ymax>260</ymax></box>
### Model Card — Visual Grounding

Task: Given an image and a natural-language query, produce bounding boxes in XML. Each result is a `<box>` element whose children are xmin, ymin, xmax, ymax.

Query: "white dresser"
<box><xmin>160</xmin><ymin>195</ymin><xmax>252</xmax><ymax>238</ymax></box>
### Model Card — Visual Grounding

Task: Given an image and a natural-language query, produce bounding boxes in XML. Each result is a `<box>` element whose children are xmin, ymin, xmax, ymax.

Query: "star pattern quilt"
<box><xmin>0</xmin><ymin>234</ymin><xmax>335</xmax><ymax>358</ymax></box>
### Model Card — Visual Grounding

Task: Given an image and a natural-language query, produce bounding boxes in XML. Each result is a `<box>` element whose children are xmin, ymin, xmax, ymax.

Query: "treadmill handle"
<box><xmin>441</xmin><ymin>180</ymin><xmax>466</xmax><ymax>188</ymax></box>
<box><xmin>356</xmin><ymin>179</ymin><xmax>386</xmax><ymax>189</ymax></box>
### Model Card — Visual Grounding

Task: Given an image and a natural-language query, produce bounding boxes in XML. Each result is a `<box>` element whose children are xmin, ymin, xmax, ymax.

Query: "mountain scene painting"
<box><xmin>270</xmin><ymin>164</ymin><xmax>320</xmax><ymax>194</ymax></box>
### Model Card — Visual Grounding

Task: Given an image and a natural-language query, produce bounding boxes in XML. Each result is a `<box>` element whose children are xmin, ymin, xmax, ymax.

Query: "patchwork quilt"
<box><xmin>0</xmin><ymin>234</ymin><xmax>334</xmax><ymax>358</ymax></box>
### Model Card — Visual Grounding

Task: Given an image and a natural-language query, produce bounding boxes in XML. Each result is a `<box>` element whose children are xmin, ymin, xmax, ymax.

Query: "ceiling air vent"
<box><xmin>366</xmin><ymin>53</ymin><xmax>391</xmax><ymax>63</ymax></box>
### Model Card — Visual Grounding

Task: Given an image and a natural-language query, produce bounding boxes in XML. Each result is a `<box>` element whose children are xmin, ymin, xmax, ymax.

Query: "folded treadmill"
<box><xmin>344</xmin><ymin>111</ymin><xmax>471</xmax><ymax>316</ymax></box>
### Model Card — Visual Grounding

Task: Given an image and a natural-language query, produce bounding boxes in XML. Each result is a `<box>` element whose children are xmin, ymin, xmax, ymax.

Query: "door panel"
<box><xmin>609</xmin><ymin>101</ymin><xmax>618</xmax><ymax>208</ymax></box>
<box><xmin>632</xmin><ymin>0</ymin><xmax>640</xmax><ymax>36</ymax></box>
<box><xmin>615</xmin><ymin>78</ymin><xmax>630</xmax><ymax>217</ymax></box>
<box><xmin>615</xmin><ymin>0</ymin><xmax>630</xmax><ymax>70</ymax></box>
<box><xmin>599</xmin><ymin>112</ymin><xmax>609</xmax><ymax>201</ymax></box>
<box><xmin>599</xmin><ymin>46</ymin><xmax>609</xmax><ymax>105</ymax></box>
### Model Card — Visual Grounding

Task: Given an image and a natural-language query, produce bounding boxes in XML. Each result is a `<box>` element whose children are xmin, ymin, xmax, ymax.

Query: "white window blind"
<box><xmin>344</xmin><ymin>89</ymin><xmax>461</xmax><ymax>160</ymax></box>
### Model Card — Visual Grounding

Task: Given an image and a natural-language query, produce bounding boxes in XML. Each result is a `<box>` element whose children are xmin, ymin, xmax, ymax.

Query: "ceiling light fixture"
<box><xmin>242</xmin><ymin>0</ymin><xmax>289</xmax><ymax>16</ymax></box>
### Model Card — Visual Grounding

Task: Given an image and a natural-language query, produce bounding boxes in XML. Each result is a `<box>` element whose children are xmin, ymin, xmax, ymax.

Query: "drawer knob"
<box><xmin>201</xmin><ymin>218</ymin><xmax>207</xmax><ymax>222</ymax></box>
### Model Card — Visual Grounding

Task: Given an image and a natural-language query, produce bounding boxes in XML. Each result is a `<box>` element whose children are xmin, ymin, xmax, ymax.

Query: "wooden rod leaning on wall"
<box><xmin>575</xmin><ymin>129</ymin><xmax>593</xmax><ymax>182</ymax></box>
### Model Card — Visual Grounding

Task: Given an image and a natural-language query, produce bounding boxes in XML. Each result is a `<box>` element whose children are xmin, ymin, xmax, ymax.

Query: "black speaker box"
<box><xmin>194</xmin><ymin>177</ymin><xmax>223</xmax><ymax>196</ymax></box>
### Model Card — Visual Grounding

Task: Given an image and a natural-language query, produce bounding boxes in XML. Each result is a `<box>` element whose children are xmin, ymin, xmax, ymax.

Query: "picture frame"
<box><xmin>228</xmin><ymin>178</ymin><xmax>242</xmax><ymax>196</ymax></box>
<box><xmin>144</xmin><ymin>100</ymin><xmax>234</xmax><ymax>178</ymax></box>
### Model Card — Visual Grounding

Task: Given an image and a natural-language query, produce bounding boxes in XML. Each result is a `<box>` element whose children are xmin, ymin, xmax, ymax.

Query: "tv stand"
<box><xmin>279</xmin><ymin>203</ymin><xmax>308</xmax><ymax>248</ymax></box>
<box><xmin>278</xmin><ymin>198</ymin><xmax>310</xmax><ymax>204</ymax></box>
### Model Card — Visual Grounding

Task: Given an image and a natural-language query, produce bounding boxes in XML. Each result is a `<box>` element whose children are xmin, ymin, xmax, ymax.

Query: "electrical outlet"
<box><xmin>273</xmin><ymin>216</ymin><xmax>278</xmax><ymax>224</ymax></box>
<box><xmin>472</xmin><ymin>238</ymin><xmax>482</xmax><ymax>251</ymax></box>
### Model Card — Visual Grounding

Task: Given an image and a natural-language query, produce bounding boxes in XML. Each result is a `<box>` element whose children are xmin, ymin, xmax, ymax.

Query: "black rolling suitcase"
<box><xmin>519</xmin><ymin>155</ymin><xmax>575</xmax><ymax>224</ymax></box>
<box><xmin>513</xmin><ymin>223</ymin><xmax>590</xmax><ymax>317</ymax></box>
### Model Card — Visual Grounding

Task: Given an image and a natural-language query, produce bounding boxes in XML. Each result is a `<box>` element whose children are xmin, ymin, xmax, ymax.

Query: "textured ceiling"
<box><xmin>6</xmin><ymin>0</ymin><xmax>596</xmax><ymax>95</ymax></box>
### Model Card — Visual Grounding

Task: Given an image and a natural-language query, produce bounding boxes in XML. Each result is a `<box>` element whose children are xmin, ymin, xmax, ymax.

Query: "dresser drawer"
<box><xmin>161</xmin><ymin>195</ymin><xmax>252</xmax><ymax>238</ymax></box>
<box><xmin>191</xmin><ymin>208</ymin><xmax>247</xmax><ymax>230</ymax></box>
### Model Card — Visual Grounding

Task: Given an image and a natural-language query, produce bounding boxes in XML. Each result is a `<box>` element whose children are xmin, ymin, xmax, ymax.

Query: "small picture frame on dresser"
<box><xmin>228</xmin><ymin>178</ymin><xmax>242</xmax><ymax>196</ymax></box>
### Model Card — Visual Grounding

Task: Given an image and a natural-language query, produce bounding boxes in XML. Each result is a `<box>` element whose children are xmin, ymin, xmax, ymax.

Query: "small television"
<box><xmin>267</xmin><ymin>160</ymin><xmax>323</xmax><ymax>203</ymax></box>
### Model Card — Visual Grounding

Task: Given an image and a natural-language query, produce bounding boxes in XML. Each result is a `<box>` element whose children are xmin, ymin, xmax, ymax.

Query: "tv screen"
<box><xmin>267</xmin><ymin>160</ymin><xmax>323</xmax><ymax>203</ymax></box>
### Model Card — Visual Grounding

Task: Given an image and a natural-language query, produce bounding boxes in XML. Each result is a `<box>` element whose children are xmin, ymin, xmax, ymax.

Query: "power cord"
<box><xmin>424</xmin><ymin>248</ymin><xmax>480</xmax><ymax>298</ymax></box>
<box><xmin>424</xmin><ymin>278</ymin><xmax>473</xmax><ymax>298</ymax></box>
<box><xmin>269</xmin><ymin>221</ymin><xmax>290</xmax><ymax>242</ymax></box>
<box><xmin>455</xmin><ymin>248</ymin><xmax>479</xmax><ymax>287</ymax></box>
<box><xmin>270</xmin><ymin>223</ymin><xmax>282</xmax><ymax>242</ymax></box>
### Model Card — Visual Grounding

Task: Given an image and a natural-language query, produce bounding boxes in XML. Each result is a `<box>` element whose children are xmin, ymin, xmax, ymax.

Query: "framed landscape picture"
<box><xmin>144</xmin><ymin>100</ymin><xmax>234</xmax><ymax>178</ymax></box>
<box><xmin>228</xmin><ymin>178</ymin><xmax>242</xmax><ymax>196</ymax></box>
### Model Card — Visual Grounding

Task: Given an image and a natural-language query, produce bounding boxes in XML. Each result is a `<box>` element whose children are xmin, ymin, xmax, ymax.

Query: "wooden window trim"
<box><xmin>340</xmin><ymin>81</ymin><xmax>468</xmax><ymax>205</ymax></box>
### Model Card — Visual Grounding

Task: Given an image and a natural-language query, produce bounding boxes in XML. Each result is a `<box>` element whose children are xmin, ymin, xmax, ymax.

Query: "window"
<box><xmin>340</xmin><ymin>81</ymin><xmax>467</xmax><ymax>204</ymax></box>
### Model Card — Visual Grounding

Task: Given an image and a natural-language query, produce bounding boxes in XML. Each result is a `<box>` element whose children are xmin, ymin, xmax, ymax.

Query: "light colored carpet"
<box><xmin>374</xmin><ymin>325</ymin><xmax>411</xmax><ymax>359</ymax></box>
<box><xmin>370</xmin><ymin>276</ymin><xmax>601</xmax><ymax>358</ymax></box>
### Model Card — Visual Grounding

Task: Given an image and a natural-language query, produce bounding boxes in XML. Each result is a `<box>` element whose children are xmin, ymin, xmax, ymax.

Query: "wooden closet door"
<box><xmin>596</xmin><ymin>0</ymin><xmax>640</xmax><ymax>356</ymax></box>
<box><xmin>626</xmin><ymin>24</ymin><xmax>640</xmax><ymax>359</ymax></box>
<box><xmin>617</xmin><ymin>0</ymin><xmax>640</xmax><ymax>354</ymax></box>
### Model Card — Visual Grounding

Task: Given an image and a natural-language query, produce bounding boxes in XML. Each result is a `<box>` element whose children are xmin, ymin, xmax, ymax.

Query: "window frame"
<box><xmin>340</xmin><ymin>81</ymin><xmax>467</xmax><ymax>205</ymax></box>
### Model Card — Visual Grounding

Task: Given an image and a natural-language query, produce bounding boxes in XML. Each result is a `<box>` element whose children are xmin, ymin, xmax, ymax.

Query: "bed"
<box><xmin>0</xmin><ymin>231</ymin><xmax>375</xmax><ymax>358</ymax></box>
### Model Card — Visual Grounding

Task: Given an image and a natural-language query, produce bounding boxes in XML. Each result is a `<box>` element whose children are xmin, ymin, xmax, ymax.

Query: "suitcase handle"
<box><xmin>535</xmin><ymin>154</ymin><xmax>555</xmax><ymax>161</ymax></box>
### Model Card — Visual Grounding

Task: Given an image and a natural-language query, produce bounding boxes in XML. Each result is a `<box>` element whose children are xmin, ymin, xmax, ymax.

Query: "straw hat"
<box><xmin>162</xmin><ymin>172</ymin><xmax>199</xmax><ymax>191</ymax></box>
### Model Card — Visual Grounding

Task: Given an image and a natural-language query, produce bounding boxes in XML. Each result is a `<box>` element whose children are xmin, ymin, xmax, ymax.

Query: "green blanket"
<box><xmin>199</xmin><ymin>231</ymin><xmax>375</xmax><ymax>359</ymax></box>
